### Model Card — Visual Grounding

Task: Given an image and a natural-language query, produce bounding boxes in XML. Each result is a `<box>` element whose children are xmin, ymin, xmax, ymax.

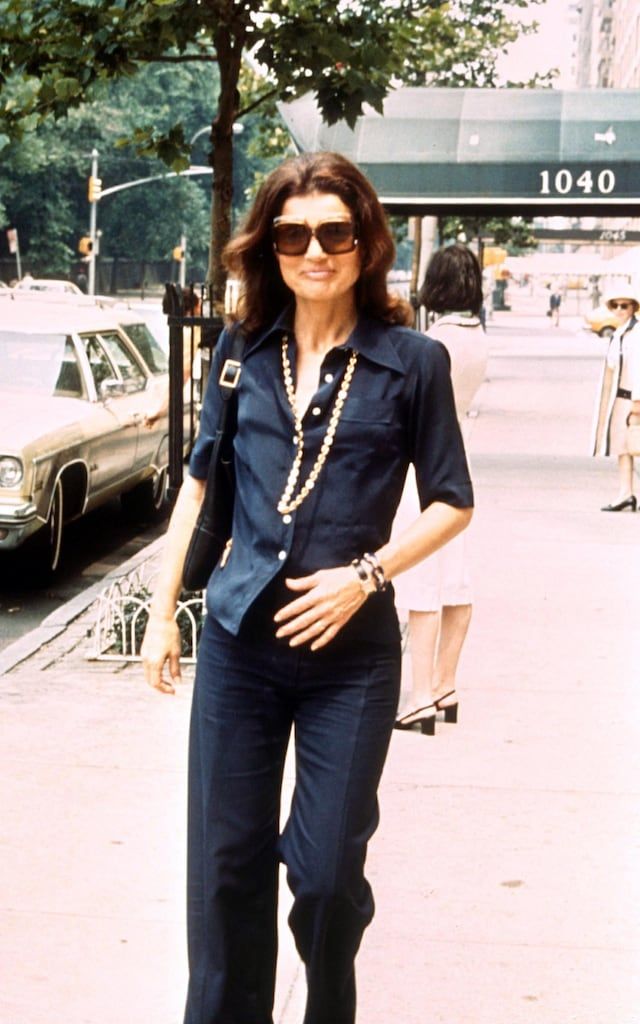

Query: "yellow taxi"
<box><xmin>584</xmin><ymin>305</ymin><xmax>618</xmax><ymax>338</ymax></box>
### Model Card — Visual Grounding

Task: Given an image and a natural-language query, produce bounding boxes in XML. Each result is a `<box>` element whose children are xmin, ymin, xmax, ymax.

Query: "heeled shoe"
<box><xmin>434</xmin><ymin>690</ymin><xmax>459</xmax><ymax>724</ymax></box>
<box><xmin>394</xmin><ymin>704</ymin><xmax>436</xmax><ymax>736</ymax></box>
<box><xmin>601</xmin><ymin>495</ymin><xmax>637</xmax><ymax>512</ymax></box>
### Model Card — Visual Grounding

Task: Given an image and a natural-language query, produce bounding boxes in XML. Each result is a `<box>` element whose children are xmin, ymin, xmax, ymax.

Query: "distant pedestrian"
<box><xmin>548</xmin><ymin>288</ymin><xmax>562</xmax><ymax>326</ymax></box>
<box><xmin>392</xmin><ymin>244</ymin><xmax>488</xmax><ymax>735</ymax></box>
<box><xmin>591</xmin><ymin>288</ymin><xmax>640</xmax><ymax>511</ymax></box>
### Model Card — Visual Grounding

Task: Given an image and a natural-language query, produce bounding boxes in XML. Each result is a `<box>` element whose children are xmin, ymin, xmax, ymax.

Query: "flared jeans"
<box><xmin>184</xmin><ymin>614</ymin><xmax>401</xmax><ymax>1024</ymax></box>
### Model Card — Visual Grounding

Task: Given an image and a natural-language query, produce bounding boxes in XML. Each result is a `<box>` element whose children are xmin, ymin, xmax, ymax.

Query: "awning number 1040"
<box><xmin>539</xmin><ymin>169</ymin><xmax>615</xmax><ymax>195</ymax></box>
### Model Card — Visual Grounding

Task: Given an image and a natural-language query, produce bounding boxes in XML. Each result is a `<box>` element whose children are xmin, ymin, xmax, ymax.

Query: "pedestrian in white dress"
<box><xmin>591</xmin><ymin>289</ymin><xmax>640</xmax><ymax>511</ymax></box>
<box><xmin>393</xmin><ymin>244</ymin><xmax>488</xmax><ymax>735</ymax></box>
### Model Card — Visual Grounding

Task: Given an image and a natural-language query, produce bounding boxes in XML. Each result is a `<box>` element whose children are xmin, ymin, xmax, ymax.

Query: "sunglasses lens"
<box><xmin>315</xmin><ymin>221</ymin><xmax>357</xmax><ymax>254</ymax></box>
<box><xmin>273</xmin><ymin>222</ymin><xmax>312</xmax><ymax>255</ymax></box>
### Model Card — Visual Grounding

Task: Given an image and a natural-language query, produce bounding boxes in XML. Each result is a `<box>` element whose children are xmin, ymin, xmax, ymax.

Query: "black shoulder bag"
<box><xmin>182</xmin><ymin>326</ymin><xmax>246</xmax><ymax>591</ymax></box>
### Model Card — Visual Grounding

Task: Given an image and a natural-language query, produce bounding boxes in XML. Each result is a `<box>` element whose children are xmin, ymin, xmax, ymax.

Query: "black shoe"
<box><xmin>434</xmin><ymin>690</ymin><xmax>459</xmax><ymax>724</ymax></box>
<box><xmin>601</xmin><ymin>495</ymin><xmax>637</xmax><ymax>512</ymax></box>
<box><xmin>394</xmin><ymin>704</ymin><xmax>436</xmax><ymax>736</ymax></box>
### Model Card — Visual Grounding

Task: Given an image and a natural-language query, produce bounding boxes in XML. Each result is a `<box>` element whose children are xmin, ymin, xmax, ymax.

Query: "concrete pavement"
<box><xmin>1</xmin><ymin>299</ymin><xmax>639</xmax><ymax>1024</ymax></box>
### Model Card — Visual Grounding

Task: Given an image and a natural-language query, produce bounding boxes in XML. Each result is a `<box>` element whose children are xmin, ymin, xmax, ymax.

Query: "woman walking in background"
<box><xmin>141</xmin><ymin>152</ymin><xmax>473</xmax><ymax>1023</ymax></box>
<box><xmin>591</xmin><ymin>288</ymin><xmax>640</xmax><ymax>511</ymax></box>
<box><xmin>393</xmin><ymin>244</ymin><xmax>488</xmax><ymax>736</ymax></box>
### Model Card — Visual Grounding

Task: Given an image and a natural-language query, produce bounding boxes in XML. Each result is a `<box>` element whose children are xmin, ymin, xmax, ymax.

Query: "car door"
<box><xmin>97</xmin><ymin>329</ymin><xmax>166</xmax><ymax>474</ymax></box>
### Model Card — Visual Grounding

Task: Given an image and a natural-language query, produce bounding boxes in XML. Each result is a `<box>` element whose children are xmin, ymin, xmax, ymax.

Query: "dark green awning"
<box><xmin>278</xmin><ymin>88</ymin><xmax>640</xmax><ymax>216</ymax></box>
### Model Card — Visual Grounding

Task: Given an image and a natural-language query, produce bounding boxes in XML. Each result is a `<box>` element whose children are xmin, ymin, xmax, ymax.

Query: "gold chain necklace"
<box><xmin>277</xmin><ymin>335</ymin><xmax>358</xmax><ymax>515</ymax></box>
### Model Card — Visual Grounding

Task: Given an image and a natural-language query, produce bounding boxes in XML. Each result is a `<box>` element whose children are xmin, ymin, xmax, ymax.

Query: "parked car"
<box><xmin>13</xmin><ymin>277</ymin><xmax>84</xmax><ymax>295</ymax></box>
<box><xmin>0</xmin><ymin>297</ymin><xmax>186</xmax><ymax>575</ymax></box>
<box><xmin>584</xmin><ymin>305</ymin><xmax>618</xmax><ymax>338</ymax></box>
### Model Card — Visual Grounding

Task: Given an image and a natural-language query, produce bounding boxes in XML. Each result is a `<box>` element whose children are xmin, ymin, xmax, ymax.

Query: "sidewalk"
<box><xmin>2</xmin><ymin>309</ymin><xmax>639</xmax><ymax>1024</ymax></box>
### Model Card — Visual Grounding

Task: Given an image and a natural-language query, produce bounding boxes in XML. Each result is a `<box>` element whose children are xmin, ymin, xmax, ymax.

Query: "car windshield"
<box><xmin>0</xmin><ymin>330</ymin><xmax>69</xmax><ymax>393</ymax></box>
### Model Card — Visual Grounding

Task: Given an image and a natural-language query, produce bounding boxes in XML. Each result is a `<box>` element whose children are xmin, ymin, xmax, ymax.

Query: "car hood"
<box><xmin>0</xmin><ymin>390</ymin><xmax>88</xmax><ymax>452</ymax></box>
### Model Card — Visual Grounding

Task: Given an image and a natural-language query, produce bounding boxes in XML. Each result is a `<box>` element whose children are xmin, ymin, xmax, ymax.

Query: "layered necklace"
<box><xmin>277</xmin><ymin>334</ymin><xmax>358</xmax><ymax>515</ymax></box>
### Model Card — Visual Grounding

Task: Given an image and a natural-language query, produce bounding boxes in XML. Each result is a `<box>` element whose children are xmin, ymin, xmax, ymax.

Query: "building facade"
<box><xmin>576</xmin><ymin>0</ymin><xmax>640</xmax><ymax>87</ymax></box>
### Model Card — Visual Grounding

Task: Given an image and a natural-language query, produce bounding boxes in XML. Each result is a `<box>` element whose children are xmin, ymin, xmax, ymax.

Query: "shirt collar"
<box><xmin>431</xmin><ymin>312</ymin><xmax>481</xmax><ymax>329</ymax></box>
<box><xmin>245</xmin><ymin>307</ymin><xmax>405</xmax><ymax>374</ymax></box>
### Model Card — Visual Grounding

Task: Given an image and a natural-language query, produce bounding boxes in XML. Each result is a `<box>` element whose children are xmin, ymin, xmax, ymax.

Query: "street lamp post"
<box><xmin>88</xmin><ymin>148</ymin><xmax>99</xmax><ymax>295</ymax></box>
<box><xmin>84</xmin><ymin>161</ymin><xmax>213</xmax><ymax>296</ymax></box>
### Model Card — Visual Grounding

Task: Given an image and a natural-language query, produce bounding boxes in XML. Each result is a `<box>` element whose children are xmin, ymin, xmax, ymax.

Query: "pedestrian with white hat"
<box><xmin>591</xmin><ymin>287</ymin><xmax>640</xmax><ymax>510</ymax></box>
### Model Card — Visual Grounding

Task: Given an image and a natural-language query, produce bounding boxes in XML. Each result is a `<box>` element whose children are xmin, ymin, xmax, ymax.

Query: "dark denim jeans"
<box><xmin>184</xmin><ymin>613</ymin><xmax>401</xmax><ymax>1024</ymax></box>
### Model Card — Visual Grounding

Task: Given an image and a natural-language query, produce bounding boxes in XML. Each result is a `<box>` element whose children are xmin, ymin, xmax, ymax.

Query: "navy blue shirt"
<box><xmin>189</xmin><ymin>308</ymin><xmax>473</xmax><ymax>644</ymax></box>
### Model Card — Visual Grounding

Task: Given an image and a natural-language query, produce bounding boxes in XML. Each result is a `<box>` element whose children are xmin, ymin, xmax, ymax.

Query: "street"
<box><xmin>0</xmin><ymin>501</ymin><xmax>167</xmax><ymax>654</ymax></box>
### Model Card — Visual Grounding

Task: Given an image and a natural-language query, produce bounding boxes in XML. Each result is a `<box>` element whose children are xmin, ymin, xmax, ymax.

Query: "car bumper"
<box><xmin>0</xmin><ymin>501</ymin><xmax>41</xmax><ymax>550</ymax></box>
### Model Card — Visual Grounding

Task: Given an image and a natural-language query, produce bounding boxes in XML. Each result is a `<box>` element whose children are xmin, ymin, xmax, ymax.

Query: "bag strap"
<box><xmin>218</xmin><ymin>323</ymin><xmax>247</xmax><ymax>406</ymax></box>
<box><xmin>200</xmin><ymin>324</ymin><xmax>246</xmax><ymax>506</ymax></box>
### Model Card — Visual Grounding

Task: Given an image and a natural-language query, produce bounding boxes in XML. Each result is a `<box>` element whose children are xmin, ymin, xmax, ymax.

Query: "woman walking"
<box><xmin>393</xmin><ymin>244</ymin><xmax>488</xmax><ymax>735</ymax></box>
<box><xmin>142</xmin><ymin>152</ymin><xmax>473</xmax><ymax>1024</ymax></box>
<box><xmin>591</xmin><ymin>288</ymin><xmax>640</xmax><ymax>511</ymax></box>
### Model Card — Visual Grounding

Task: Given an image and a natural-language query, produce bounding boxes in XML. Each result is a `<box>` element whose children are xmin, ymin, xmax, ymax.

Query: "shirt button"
<box><xmin>282</xmin><ymin>514</ymin><xmax>292</xmax><ymax>524</ymax></box>
<box><xmin>324</xmin><ymin>373</ymin><xmax>334</xmax><ymax>383</ymax></box>
<box><xmin>278</xmin><ymin>550</ymin><xmax>287</xmax><ymax>561</ymax></box>
<box><xmin>311</xmin><ymin>406</ymin><xmax>321</xmax><ymax>416</ymax></box>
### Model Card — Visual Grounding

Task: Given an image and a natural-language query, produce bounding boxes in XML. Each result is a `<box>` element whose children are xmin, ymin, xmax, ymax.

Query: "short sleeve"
<box><xmin>628</xmin><ymin>326</ymin><xmax>640</xmax><ymax>400</ymax></box>
<box><xmin>408</xmin><ymin>338</ymin><xmax>474</xmax><ymax>510</ymax></box>
<box><xmin>188</xmin><ymin>327</ymin><xmax>234</xmax><ymax>480</ymax></box>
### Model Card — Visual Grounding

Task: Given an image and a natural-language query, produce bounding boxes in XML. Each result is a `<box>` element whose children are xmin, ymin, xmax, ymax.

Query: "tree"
<box><xmin>0</xmin><ymin>0</ymin><xmax>549</xmax><ymax>299</ymax></box>
<box><xmin>439</xmin><ymin>215</ymin><xmax>537</xmax><ymax>258</ymax></box>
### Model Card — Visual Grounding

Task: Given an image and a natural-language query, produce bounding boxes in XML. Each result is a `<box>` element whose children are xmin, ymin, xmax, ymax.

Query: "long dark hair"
<box><xmin>224</xmin><ymin>151</ymin><xmax>413</xmax><ymax>331</ymax></box>
<box><xmin>418</xmin><ymin>244</ymin><xmax>483</xmax><ymax>316</ymax></box>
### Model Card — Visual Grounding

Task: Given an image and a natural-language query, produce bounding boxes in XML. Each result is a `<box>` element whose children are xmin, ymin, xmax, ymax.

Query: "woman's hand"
<box><xmin>274</xmin><ymin>566</ymin><xmax>368</xmax><ymax>650</ymax></box>
<box><xmin>141</xmin><ymin>613</ymin><xmax>182</xmax><ymax>694</ymax></box>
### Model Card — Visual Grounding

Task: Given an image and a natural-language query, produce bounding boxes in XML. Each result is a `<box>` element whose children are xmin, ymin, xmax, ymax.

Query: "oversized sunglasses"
<box><xmin>609</xmin><ymin>301</ymin><xmax>632</xmax><ymax>310</ymax></box>
<box><xmin>272</xmin><ymin>217</ymin><xmax>358</xmax><ymax>256</ymax></box>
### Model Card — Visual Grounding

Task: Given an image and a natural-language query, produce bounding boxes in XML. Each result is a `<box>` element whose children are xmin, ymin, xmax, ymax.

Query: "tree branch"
<box><xmin>236</xmin><ymin>85</ymin><xmax>280</xmax><ymax>118</ymax></box>
<box><xmin>136</xmin><ymin>53</ymin><xmax>218</xmax><ymax>64</ymax></box>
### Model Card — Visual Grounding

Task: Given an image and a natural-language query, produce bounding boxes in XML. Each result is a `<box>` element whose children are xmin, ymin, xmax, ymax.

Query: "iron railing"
<box><xmin>163</xmin><ymin>282</ymin><xmax>225</xmax><ymax>500</ymax></box>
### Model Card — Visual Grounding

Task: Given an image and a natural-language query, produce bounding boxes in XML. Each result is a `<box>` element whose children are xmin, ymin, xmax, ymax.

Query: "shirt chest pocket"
<box><xmin>335</xmin><ymin>398</ymin><xmax>403</xmax><ymax>460</ymax></box>
<box><xmin>339</xmin><ymin>398</ymin><xmax>396</xmax><ymax>425</ymax></box>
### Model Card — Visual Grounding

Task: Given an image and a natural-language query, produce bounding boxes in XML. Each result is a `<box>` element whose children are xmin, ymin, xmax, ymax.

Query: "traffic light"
<box><xmin>172</xmin><ymin>245</ymin><xmax>185</xmax><ymax>262</ymax></box>
<box><xmin>78</xmin><ymin>236</ymin><xmax>93</xmax><ymax>256</ymax></box>
<box><xmin>87</xmin><ymin>176</ymin><xmax>102</xmax><ymax>202</ymax></box>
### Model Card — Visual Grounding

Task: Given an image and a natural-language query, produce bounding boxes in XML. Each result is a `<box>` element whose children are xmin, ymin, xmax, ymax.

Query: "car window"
<box><xmin>54</xmin><ymin>339</ymin><xmax>86</xmax><ymax>398</ymax></box>
<box><xmin>98</xmin><ymin>331</ymin><xmax>147</xmax><ymax>391</ymax></box>
<box><xmin>82</xmin><ymin>334</ymin><xmax>116</xmax><ymax>393</ymax></box>
<box><xmin>121</xmin><ymin>322</ymin><xmax>168</xmax><ymax>375</ymax></box>
<box><xmin>0</xmin><ymin>330</ymin><xmax>68</xmax><ymax>394</ymax></box>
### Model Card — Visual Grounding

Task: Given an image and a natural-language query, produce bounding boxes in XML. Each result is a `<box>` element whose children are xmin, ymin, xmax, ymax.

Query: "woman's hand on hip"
<box><xmin>141</xmin><ymin>614</ymin><xmax>182</xmax><ymax>694</ymax></box>
<box><xmin>274</xmin><ymin>566</ymin><xmax>368</xmax><ymax>650</ymax></box>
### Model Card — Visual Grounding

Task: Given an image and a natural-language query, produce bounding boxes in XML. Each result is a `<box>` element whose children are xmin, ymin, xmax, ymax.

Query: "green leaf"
<box><xmin>53</xmin><ymin>77</ymin><xmax>82</xmax><ymax>100</ymax></box>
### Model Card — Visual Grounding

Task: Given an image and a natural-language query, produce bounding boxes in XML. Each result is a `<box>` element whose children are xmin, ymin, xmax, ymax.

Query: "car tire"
<box><xmin>599</xmin><ymin>326</ymin><xmax>614</xmax><ymax>338</ymax></box>
<box><xmin>29</xmin><ymin>477</ymin><xmax>64</xmax><ymax>577</ymax></box>
<box><xmin>120</xmin><ymin>467</ymin><xmax>168</xmax><ymax>523</ymax></box>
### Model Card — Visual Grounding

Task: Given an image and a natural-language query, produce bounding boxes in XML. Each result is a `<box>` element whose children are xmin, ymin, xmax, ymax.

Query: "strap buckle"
<box><xmin>219</xmin><ymin>358</ymin><xmax>242</xmax><ymax>389</ymax></box>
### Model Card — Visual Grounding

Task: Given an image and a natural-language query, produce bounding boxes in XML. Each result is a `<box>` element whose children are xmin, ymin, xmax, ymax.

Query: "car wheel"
<box><xmin>30</xmin><ymin>477</ymin><xmax>64</xmax><ymax>576</ymax></box>
<box><xmin>599</xmin><ymin>326</ymin><xmax>614</xmax><ymax>338</ymax></box>
<box><xmin>120</xmin><ymin>468</ymin><xmax>168</xmax><ymax>522</ymax></box>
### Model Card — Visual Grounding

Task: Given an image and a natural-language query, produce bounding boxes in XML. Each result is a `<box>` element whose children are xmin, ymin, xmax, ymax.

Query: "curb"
<box><xmin>0</xmin><ymin>536</ymin><xmax>165</xmax><ymax>677</ymax></box>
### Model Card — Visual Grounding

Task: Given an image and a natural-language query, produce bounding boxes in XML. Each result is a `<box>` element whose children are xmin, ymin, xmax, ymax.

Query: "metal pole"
<box><xmin>179</xmin><ymin>232</ymin><xmax>187</xmax><ymax>289</ymax></box>
<box><xmin>15</xmin><ymin>235</ymin><xmax>22</xmax><ymax>281</ymax></box>
<box><xmin>88</xmin><ymin>148</ymin><xmax>99</xmax><ymax>296</ymax></box>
